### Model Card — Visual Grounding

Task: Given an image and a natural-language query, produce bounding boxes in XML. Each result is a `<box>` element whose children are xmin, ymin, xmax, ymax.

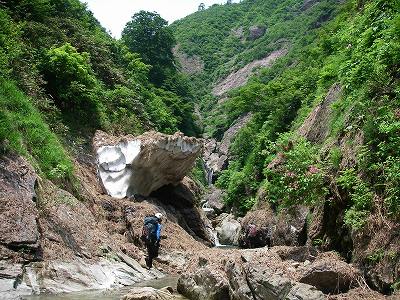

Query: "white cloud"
<box><xmin>80</xmin><ymin>0</ymin><xmax>238</xmax><ymax>38</ymax></box>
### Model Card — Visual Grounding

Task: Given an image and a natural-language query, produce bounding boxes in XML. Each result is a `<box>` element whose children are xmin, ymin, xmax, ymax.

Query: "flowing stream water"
<box><xmin>23</xmin><ymin>276</ymin><xmax>187</xmax><ymax>300</ymax></box>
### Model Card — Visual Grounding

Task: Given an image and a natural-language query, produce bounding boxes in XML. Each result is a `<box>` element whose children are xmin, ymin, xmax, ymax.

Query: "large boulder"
<box><xmin>177</xmin><ymin>266</ymin><xmax>230</xmax><ymax>300</ymax></box>
<box><xmin>93</xmin><ymin>131</ymin><xmax>202</xmax><ymax>198</ymax></box>
<box><xmin>216</xmin><ymin>214</ymin><xmax>241</xmax><ymax>246</ymax></box>
<box><xmin>0</xmin><ymin>154</ymin><xmax>40</xmax><ymax>254</ymax></box>
<box><xmin>299</xmin><ymin>252</ymin><xmax>361</xmax><ymax>294</ymax></box>
<box><xmin>245</xmin><ymin>263</ymin><xmax>325</xmax><ymax>300</ymax></box>
<box><xmin>239</xmin><ymin>208</ymin><xmax>276</xmax><ymax>248</ymax></box>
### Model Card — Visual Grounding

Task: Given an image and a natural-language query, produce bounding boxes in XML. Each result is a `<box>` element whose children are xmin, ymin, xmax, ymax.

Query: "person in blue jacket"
<box><xmin>143</xmin><ymin>212</ymin><xmax>163</xmax><ymax>269</ymax></box>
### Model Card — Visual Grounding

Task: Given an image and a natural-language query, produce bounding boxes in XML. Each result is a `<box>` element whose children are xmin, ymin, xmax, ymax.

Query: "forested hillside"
<box><xmin>0</xmin><ymin>0</ymin><xmax>198</xmax><ymax>188</ymax></box>
<box><xmin>173</xmin><ymin>0</ymin><xmax>399</xmax><ymax>293</ymax></box>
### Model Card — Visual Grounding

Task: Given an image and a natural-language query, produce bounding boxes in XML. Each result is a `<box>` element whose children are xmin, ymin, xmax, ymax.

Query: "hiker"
<box><xmin>142</xmin><ymin>212</ymin><xmax>163</xmax><ymax>269</ymax></box>
<box><xmin>246</xmin><ymin>223</ymin><xmax>257</xmax><ymax>248</ymax></box>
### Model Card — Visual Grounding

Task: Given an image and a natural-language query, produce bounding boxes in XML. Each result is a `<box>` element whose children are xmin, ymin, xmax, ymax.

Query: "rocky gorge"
<box><xmin>0</xmin><ymin>126</ymin><xmax>397</xmax><ymax>300</ymax></box>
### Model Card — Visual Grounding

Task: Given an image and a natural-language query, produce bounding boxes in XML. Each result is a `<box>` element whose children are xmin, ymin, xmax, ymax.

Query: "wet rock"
<box><xmin>177</xmin><ymin>266</ymin><xmax>230</xmax><ymax>300</ymax></box>
<box><xmin>248</xmin><ymin>25</ymin><xmax>266</xmax><ymax>40</ymax></box>
<box><xmin>122</xmin><ymin>286</ymin><xmax>178</xmax><ymax>300</ymax></box>
<box><xmin>299</xmin><ymin>253</ymin><xmax>361</xmax><ymax>294</ymax></box>
<box><xmin>216</xmin><ymin>214</ymin><xmax>241</xmax><ymax>246</ymax></box>
<box><xmin>203</xmin><ymin>114</ymin><xmax>253</xmax><ymax>184</ymax></box>
<box><xmin>0</xmin><ymin>154</ymin><xmax>40</xmax><ymax>252</ymax></box>
<box><xmin>22</xmin><ymin>258</ymin><xmax>163</xmax><ymax>295</ymax></box>
<box><xmin>0</xmin><ymin>262</ymin><xmax>32</xmax><ymax>300</ymax></box>
<box><xmin>93</xmin><ymin>131</ymin><xmax>202</xmax><ymax>198</ymax></box>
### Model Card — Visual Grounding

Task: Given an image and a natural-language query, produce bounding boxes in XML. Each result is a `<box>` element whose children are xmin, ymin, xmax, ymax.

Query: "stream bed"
<box><xmin>23</xmin><ymin>276</ymin><xmax>187</xmax><ymax>300</ymax></box>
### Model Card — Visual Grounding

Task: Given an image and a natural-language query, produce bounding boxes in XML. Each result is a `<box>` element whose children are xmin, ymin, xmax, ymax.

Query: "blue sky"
<box><xmin>80</xmin><ymin>0</ymin><xmax>239</xmax><ymax>38</ymax></box>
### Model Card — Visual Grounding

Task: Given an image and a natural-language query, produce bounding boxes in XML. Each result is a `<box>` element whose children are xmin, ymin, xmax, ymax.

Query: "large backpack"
<box><xmin>141</xmin><ymin>216</ymin><xmax>158</xmax><ymax>242</ymax></box>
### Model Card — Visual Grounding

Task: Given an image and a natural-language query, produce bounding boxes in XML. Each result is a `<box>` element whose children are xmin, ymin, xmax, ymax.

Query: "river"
<box><xmin>23</xmin><ymin>276</ymin><xmax>187</xmax><ymax>300</ymax></box>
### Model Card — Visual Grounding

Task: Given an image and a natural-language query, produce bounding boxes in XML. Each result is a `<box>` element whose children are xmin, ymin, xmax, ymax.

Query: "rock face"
<box><xmin>239</xmin><ymin>204</ymin><xmax>309</xmax><ymax>249</ymax></box>
<box><xmin>298</xmin><ymin>83</ymin><xmax>342</xmax><ymax>143</ymax></box>
<box><xmin>203</xmin><ymin>113</ymin><xmax>252</xmax><ymax>183</ymax></box>
<box><xmin>271</xmin><ymin>205</ymin><xmax>309</xmax><ymax>246</ymax></box>
<box><xmin>212</xmin><ymin>49</ymin><xmax>287</xmax><ymax>97</ymax></box>
<box><xmin>173</xmin><ymin>45</ymin><xmax>204</xmax><ymax>75</ymax></box>
<box><xmin>93</xmin><ymin>131</ymin><xmax>202</xmax><ymax>198</ymax></box>
<box><xmin>0</xmin><ymin>154</ymin><xmax>40</xmax><ymax>253</ymax></box>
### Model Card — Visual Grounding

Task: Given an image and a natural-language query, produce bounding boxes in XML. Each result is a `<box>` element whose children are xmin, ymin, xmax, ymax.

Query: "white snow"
<box><xmin>97</xmin><ymin>140</ymin><xmax>141</xmax><ymax>199</ymax></box>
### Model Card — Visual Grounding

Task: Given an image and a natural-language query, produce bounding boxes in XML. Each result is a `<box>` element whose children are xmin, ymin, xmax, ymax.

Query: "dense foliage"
<box><xmin>173</xmin><ymin>0</ymin><xmax>400</xmax><ymax>223</ymax></box>
<box><xmin>0</xmin><ymin>0</ymin><xmax>199</xmax><ymax>186</ymax></box>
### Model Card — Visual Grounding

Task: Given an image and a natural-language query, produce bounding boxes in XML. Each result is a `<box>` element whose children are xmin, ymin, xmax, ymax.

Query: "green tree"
<box><xmin>121</xmin><ymin>11</ymin><xmax>176</xmax><ymax>86</ymax></box>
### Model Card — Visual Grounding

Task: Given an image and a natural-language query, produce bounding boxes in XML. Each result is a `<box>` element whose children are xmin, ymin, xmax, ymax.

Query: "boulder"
<box><xmin>216</xmin><ymin>214</ymin><xmax>241</xmax><ymax>246</ymax></box>
<box><xmin>244</xmin><ymin>263</ymin><xmax>325</xmax><ymax>300</ymax></box>
<box><xmin>0</xmin><ymin>154</ymin><xmax>40</xmax><ymax>252</ymax></box>
<box><xmin>93</xmin><ymin>131</ymin><xmax>202</xmax><ymax>198</ymax></box>
<box><xmin>177</xmin><ymin>266</ymin><xmax>230</xmax><ymax>300</ymax></box>
<box><xmin>286</xmin><ymin>282</ymin><xmax>326</xmax><ymax>300</ymax></box>
<box><xmin>122</xmin><ymin>286</ymin><xmax>179</xmax><ymax>300</ymax></box>
<box><xmin>299</xmin><ymin>253</ymin><xmax>361</xmax><ymax>294</ymax></box>
<box><xmin>239</xmin><ymin>208</ymin><xmax>276</xmax><ymax>248</ymax></box>
<box><xmin>274</xmin><ymin>246</ymin><xmax>318</xmax><ymax>263</ymax></box>
<box><xmin>248</xmin><ymin>25</ymin><xmax>266</xmax><ymax>40</ymax></box>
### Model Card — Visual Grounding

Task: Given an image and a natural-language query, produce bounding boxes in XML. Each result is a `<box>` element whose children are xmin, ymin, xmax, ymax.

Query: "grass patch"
<box><xmin>0</xmin><ymin>78</ymin><xmax>73</xmax><ymax>181</ymax></box>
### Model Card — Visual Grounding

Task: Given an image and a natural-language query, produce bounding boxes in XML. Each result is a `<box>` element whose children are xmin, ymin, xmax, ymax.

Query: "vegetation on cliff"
<box><xmin>173</xmin><ymin>0</ymin><xmax>399</xmax><ymax>292</ymax></box>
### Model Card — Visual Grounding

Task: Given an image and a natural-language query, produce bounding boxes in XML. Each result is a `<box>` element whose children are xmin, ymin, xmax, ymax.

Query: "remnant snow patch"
<box><xmin>97</xmin><ymin>140</ymin><xmax>141</xmax><ymax>199</ymax></box>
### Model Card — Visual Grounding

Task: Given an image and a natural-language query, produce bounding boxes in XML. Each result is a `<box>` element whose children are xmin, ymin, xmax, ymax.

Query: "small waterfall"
<box><xmin>213</xmin><ymin>230</ymin><xmax>221</xmax><ymax>247</ymax></box>
<box><xmin>206</xmin><ymin>168</ymin><xmax>213</xmax><ymax>186</ymax></box>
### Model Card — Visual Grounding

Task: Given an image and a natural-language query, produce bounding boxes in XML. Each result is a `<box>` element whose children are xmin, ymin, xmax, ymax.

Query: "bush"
<box><xmin>264</xmin><ymin>134</ymin><xmax>327</xmax><ymax>208</ymax></box>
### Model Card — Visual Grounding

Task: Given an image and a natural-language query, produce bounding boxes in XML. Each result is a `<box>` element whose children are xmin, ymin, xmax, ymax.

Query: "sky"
<box><xmin>80</xmin><ymin>0</ymin><xmax>238</xmax><ymax>38</ymax></box>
